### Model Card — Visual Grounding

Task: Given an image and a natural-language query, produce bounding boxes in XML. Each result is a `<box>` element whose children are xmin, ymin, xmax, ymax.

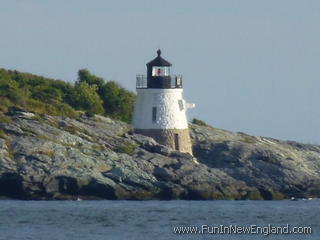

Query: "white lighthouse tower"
<box><xmin>132</xmin><ymin>50</ymin><xmax>194</xmax><ymax>155</ymax></box>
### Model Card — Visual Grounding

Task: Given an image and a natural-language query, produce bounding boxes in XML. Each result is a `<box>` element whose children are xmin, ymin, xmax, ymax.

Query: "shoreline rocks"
<box><xmin>1</xmin><ymin>110</ymin><xmax>320</xmax><ymax>200</ymax></box>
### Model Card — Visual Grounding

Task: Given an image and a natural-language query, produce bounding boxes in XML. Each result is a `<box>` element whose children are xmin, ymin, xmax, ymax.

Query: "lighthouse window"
<box><xmin>152</xmin><ymin>107</ymin><xmax>157</xmax><ymax>123</ymax></box>
<box><xmin>174</xmin><ymin>134</ymin><xmax>180</xmax><ymax>151</ymax></box>
<box><xmin>178</xmin><ymin>100</ymin><xmax>184</xmax><ymax>111</ymax></box>
<box><xmin>152</xmin><ymin>67</ymin><xmax>170</xmax><ymax>76</ymax></box>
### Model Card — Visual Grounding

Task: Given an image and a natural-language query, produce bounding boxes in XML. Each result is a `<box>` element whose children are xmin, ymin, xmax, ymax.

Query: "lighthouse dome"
<box><xmin>146</xmin><ymin>49</ymin><xmax>172</xmax><ymax>67</ymax></box>
<box><xmin>146</xmin><ymin>50</ymin><xmax>175</xmax><ymax>89</ymax></box>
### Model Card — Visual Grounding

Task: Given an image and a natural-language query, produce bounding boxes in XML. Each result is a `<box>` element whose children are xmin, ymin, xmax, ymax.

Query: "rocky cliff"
<box><xmin>0</xmin><ymin>109</ymin><xmax>320</xmax><ymax>200</ymax></box>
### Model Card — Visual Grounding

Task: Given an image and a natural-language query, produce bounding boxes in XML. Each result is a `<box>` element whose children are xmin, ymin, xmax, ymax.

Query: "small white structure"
<box><xmin>132</xmin><ymin>50</ymin><xmax>194</xmax><ymax>155</ymax></box>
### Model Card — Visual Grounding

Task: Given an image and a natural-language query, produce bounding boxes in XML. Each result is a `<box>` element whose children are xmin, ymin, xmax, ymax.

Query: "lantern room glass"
<box><xmin>152</xmin><ymin>66</ymin><xmax>170</xmax><ymax>77</ymax></box>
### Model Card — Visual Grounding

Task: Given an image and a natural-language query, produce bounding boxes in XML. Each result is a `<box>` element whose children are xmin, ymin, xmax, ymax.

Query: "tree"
<box><xmin>74</xmin><ymin>82</ymin><xmax>104</xmax><ymax>116</ymax></box>
<box><xmin>99</xmin><ymin>81</ymin><xmax>136</xmax><ymax>122</ymax></box>
<box><xmin>77</xmin><ymin>69</ymin><xmax>104</xmax><ymax>89</ymax></box>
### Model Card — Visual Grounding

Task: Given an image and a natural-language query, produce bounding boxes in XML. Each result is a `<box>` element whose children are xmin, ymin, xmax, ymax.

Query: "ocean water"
<box><xmin>0</xmin><ymin>200</ymin><xmax>318</xmax><ymax>240</ymax></box>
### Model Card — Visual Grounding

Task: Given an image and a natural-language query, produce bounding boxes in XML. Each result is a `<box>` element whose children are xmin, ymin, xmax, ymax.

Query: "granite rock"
<box><xmin>0</xmin><ymin>110</ymin><xmax>319</xmax><ymax>200</ymax></box>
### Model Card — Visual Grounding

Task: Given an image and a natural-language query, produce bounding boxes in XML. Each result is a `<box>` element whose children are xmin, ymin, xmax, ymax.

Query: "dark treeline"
<box><xmin>0</xmin><ymin>68</ymin><xmax>136</xmax><ymax>123</ymax></box>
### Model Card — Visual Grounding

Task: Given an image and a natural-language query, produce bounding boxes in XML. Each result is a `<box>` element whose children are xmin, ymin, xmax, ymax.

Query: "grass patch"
<box><xmin>61</xmin><ymin>125</ymin><xmax>79</xmax><ymax>135</ymax></box>
<box><xmin>240</xmin><ymin>136</ymin><xmax>256</xmax><ymax>144</ymax></box>
<box><xmin>46</xmin><ymin>118</ymin><xmax>58</xmax><ymax>128</ymax></box>
<box><xmin>246</xmin><ymin>191</ymin><xmax>263</xmax><ymax>200</ymax></box>
<box><xmin>32</xmin><ymin>114</ymin><xmax>45</xmax><ymax>123</ymax></box>
<box><xmin>24</xmin><ymin>98</ymin><xmax>79</xmax><ymax>118</ymax></box>
<box><xmin>0</xmin><ymin>114</ymin><xmax>11</xmax><ymax>124</ymax></box>
<box><xmin>114</xmin><ymin>141</ymin><xmax>137</xmax><ymax>155</ymax></box>
<box><xmin>0</xmin><ymin>97</ymin><xmax>13</xmax><ymax>113</ymax></box>
<box><xmin>271</xmin><ymin>192</ymin><xmax>285</xmax><ymax>200</ymax></box>
<box><xmin>20</xmin><ymin>127</ymin><xmax>37</xmax><ymax>136</ymax></box>
<box><xmin>93</xmin><ymin>144</ymin><xmax>107</xmax><ymax>151</ymax></box>
<box><xmin>0</xmin><ymin>129</ymin><xmax>7</xmax><ymax>139</ymax></box>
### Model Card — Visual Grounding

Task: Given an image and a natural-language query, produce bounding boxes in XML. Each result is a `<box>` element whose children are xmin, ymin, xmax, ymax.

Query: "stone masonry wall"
<box><xmin>135</xmin><ymin>128</ymin><xmax>193</xmax><ymax>156</ymax></box>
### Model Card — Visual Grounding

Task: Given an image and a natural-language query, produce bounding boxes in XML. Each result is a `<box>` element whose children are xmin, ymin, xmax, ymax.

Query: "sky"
<box><xmin>0</xmin><ymin>0</ymin><xmax>320</xmax><ymax>144</ymax></box>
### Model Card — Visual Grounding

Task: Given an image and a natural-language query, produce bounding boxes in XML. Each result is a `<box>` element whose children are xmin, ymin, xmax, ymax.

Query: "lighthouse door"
<box><xmin>174</xmin><ymin>134</ymin><xmax>180</xmax><ymax>151</ymax></box>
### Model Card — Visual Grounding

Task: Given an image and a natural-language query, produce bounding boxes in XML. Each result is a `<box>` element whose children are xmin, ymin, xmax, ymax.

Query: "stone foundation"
<box><xmin>135</xmin><ymin>128</ymin><xmax>193</xmax><ymax>156</ymax></box>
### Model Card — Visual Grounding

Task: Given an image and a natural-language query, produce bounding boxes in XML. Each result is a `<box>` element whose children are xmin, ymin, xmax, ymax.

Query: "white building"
<box><xmin>132</xmin><ymin>50</ymin><xmax>194</xmax><ymax>155</ymax></box>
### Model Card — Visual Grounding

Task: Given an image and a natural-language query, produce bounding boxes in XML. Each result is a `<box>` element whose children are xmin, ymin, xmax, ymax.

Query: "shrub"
<box><xmin>99</xmin><ymin>81</ymin><xmax>136</xmax><ymax>123</ymax></box>
<box><xmin>0</xmin><ymin>68</ymin><xmax>136</xmax><ymax>122</ymax></box>
<box><xmin>192</xmin><ymin>118</ymin><xmax>208</xmax><ymax>126</ymax></box>
<box><xmin>74</xmin><ymin>82</ymin><xmax>104</xmax><ymax>115</ymax></box>
<box><xmin>77</xmin><ymin>69</ymin><xmax>104</xmax><ymax>88</ymax></box>
<box><xmin>0</xmin><ymin>96</ymin><xmax>13</xmax><ymax>112</ymax></box>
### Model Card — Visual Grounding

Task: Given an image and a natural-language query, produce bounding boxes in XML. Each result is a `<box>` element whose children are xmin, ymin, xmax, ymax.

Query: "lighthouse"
<box><xmin>132</xmin><ymin>50</ymin><xmax>195</xmax><ymax>155</ymax></box>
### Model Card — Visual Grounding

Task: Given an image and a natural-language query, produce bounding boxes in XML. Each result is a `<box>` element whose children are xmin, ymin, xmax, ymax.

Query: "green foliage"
<box><xmin>0</xmin><ymin>75</ymin><xmax>25</xmax><ymax>104</ymax></box>
<box><xmin>247</xmin><ymin>191</ymin><xmax>263</xmax><ymax>200</ymax></box>
<box><xmin>77</xmin><ymin>69</ymin><xmax>104</xmax><ymax>88</ymax></box>
<box><xmin>24</xmin><ymin>98</ymin><xmax>79</xmax><ymax>118</ymax></box>
<box><xmin>271</xmin><ymin>192</ymin><xmax>285</xmax><ymax>200</ymax></box>
<box><xmin>0</xmin><ymin>114</ymin><xmax>11</xmax><ymax>123</ymax></box>
<box><xmin>76</xmin><ymin>69</ymin><xmax>136</xmax><ymax>122</ymax></box>
<box><xmin>0</xmin><ymin>129</ymin><xmax>7</xmax><ymax>139</ymax></box>
<box><xmin>31</xmin><ymin>84</ymin><xmax>63</xmax><ymax>103</ymax></box>
<box><xmin>61</xmin><ymin>125</ymin><xmax>80</xmax><ymax>135</ymax></box>
<box><xmin>114</xmin><ymin>142</ymin><xmax>137</xmax><ymax>155</ymax></box>
<box><xmin>0</xmin><ymin>68</ymin><xmax>136</xmax><ymax>122</ymax></box>
<box><xmin>240</xmin><ymin>136</ymin><xmax>256</xmax><ymax>144</ymax></box>
<box><xmin>74</xmin><ymin>82</ymin><xmax>104</xmax><ymax>116</ymax></box>
<box><xmin>0</xmin><ymin>68</ymin><xmax>79</xmax><ymax>117</ymax></box>
<box><xmin>99</xmin><ymin>81</ymin><xmax>136</xmax><ymax>122</ymax></box>
<box><xmin>192</xmin><ymin>118</ymin><xmax>208</xmax><ymax>126</ymax></box>
<box><xmin>0</xmin><ymin>97</ymin><xmax>13</xmax><ymax>112</ymax></box>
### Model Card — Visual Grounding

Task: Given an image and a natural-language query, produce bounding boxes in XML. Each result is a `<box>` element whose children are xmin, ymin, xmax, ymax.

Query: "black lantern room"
<box><xmin>146</xmin><ymin>49</ymin><xmax>182</xmax><ymax>89</ymax></box>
